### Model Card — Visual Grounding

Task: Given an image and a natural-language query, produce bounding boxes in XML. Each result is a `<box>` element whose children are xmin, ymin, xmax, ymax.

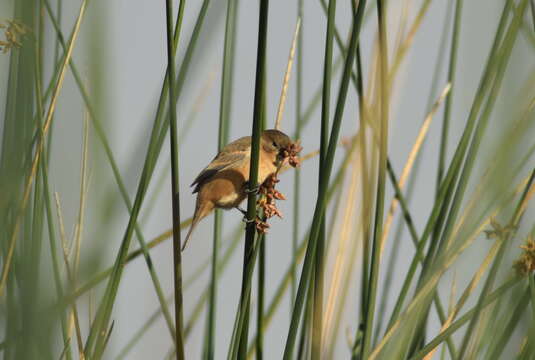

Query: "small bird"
<box><xmin>182</xmin><ymin>129</ymin><xmax>294</xmax><ymax>250</ymax></box>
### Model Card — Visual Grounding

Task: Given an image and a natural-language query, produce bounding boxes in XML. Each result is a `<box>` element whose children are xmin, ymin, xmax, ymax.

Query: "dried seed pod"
<box><xmin>273</xmin><ymin>190</ymin><xmax>286</xmax><ymax>200</ymax></box>
<box><xmin>256</xmin><ymin>219</ymin><xmax>270</xmax><ymax>234</ymax></box>
<box><xmin>278</xmin><ymin>141</ymin><xmax>302</xmax><ymax>168</ymax></box>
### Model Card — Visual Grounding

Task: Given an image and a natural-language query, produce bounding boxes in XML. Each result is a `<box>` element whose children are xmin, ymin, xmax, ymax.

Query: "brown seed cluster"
<box><xmin>280</xmin><ymin>142</ymin><xmax>303</xmax><ymax>168</ymax></box>
<box><xmin>258</xmin><ymin>175</ymin><xmax>285</xmax><ymax>217</ymax></box>
<box><xmin>255</xmin><ymin>174</ymin><xmax>283</xmax><ymax>234</ymax></box>
<box><xmin>513</xmin><ymin>237</ymin><xmax>535</xmax><ymax>276</ymax></box>
<box><xmin>254</xmin><ymin>141</ymin><xmax>302</xmax><ymax>234</ymax></box>
<box><xmin>0</xmin><ymin>20</ymin><xmax>29</xmax><ymax>53</ymax></box>
<box><xmin>255</xmin><ymin>219</ymin><xmax>270</xmax><ymax>234</ymax></box>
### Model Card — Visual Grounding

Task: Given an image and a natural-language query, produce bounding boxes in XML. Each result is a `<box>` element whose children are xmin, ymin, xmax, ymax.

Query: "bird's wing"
<box><xmin>218</xmin><ymin>136</ymin><xmax>252</xmax><ymax>154</ymax></box>
<box><xmin>204</xmin><ymin>152</ymin><xmax>250</xmax><ymax>174</ymax></box>
<box><xmin>190</xmin><ymin>151</ymin><xmax>249</xmax><ymax>193</ymax></box>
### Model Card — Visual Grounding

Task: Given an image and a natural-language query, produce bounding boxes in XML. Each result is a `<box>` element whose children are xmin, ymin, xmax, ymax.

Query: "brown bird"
<box><xmin>182</xmin><ymin>129</ymin><xmax>294</xmax><ymax>250</ymax></box>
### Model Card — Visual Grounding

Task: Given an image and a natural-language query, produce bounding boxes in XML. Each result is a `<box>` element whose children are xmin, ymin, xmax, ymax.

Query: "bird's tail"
<box><xmin>181</xmin><ymin>220</ymin><xmax>197</xmax><ymax>252</ymax></box>
<box><xmin>181</xmin><ymin>198</ymin><xmax>213</xmax><ymax>251</ymax></box>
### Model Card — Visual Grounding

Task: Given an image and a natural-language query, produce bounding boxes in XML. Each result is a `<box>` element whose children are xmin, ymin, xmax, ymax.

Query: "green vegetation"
<box><xmin>1</xmin><ymin>0</ymin><xmax>534</xmax><ymax>359</ymax></box>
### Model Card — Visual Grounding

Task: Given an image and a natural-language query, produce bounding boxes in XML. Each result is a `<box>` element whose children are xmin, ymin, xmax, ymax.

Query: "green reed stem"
<box><xmin>229</xmin><ymin>1</ymin><xmax>269</xmax><ymax>358</ymax></box>
<box><xmin>33</xmin><ymin>23</ymin><xmax>71</xmax><ymax>357</ymax></box>
<box><xmin>0</xmin><ymin>0</ymin><xmax>87</xmax><ymax>299</ymax></box>
<box><xmin>374</xmin><ymin>0</ymin><xmax>455</xmax><ymax>342</ymax></box>
<box><xmin>312</xmin><ymin>0</ymin><xmax>336</xmax><ymax>357</ymax></box>
<box><xmin>360</xmin><ymin>1</ymin><xmax>389</xmax><ymax>358</ymax></box>
<box><xmin>298</xmin><ymin>278</ymin><xmax>315</xmax><ymax>359</ymax></box>
<box><xmin>117</xmin><ymin>225</ymin><xmax>242</xmax><ymax>359</ymax></box>
<box><xmin>256</xmin><ymin>238</ymin><xmax>266</xmax><ymax>360</ymax></box>
<box><xmin>292</xmin><ymin>0</ymin><xmax>304</xmax><ymax>308</ymax></box>
<box><xmin>282</xmin><ymin>1</ymin><xmax>368</xmax><ymax>357</ymax></box>
<box><xmin>423</xmin><ymin>0</ymin><xmax>513</xmax><ymax>275</ymax></box>
<box><xmin>409</xmin><ymin>277</ymin><xmax>522</xmax><ymax>360</ymax></box>
<box><xmin>436</xmin><ymin>0</ymin><xmax>463</xmax><ymax>188</ymax></box>
<box><xmin>385</xmin><ymin>161</ymin><xmax>457</xmax><ymax>358</ymax></box>
<box><xmin>386</xmin><ymin>0</ymin><xmax>516</xmax><ymax>333</ymax></box>
<box><xmin>165</xmin><ymin>0</ymin><xmax>186</xmax><ymax>358</ymax></box>
<box><xmin>418</xmin><ymin>0</ymin><xmax>512</xmax><ymax>354</ymax></box>
<box><xmin>353</xmin><ymin>43</ymin><xmax>371</xmax><ymax>360</ymax></box>
<box><xmin>457</xmin><ymin>164</ymin><xmax>534</xmax><ymax>359</ymax></box>
<box><xmin>432</xmin><ymin>0</ymin><xmax>525</xmax><ymax>275</ymax></box>
<box><xmin>247</xmin><ymin>147</ymin><xmax>352</xmax><ymax>359</ymax></box>
<box><xmin>530</xmin><ymin>274</ymin><xmax>535</xmax><ymax>329</ymax></box>
<box><xmin>415</xmin><ymin>6</ymin><xmax>528</xmax><ymax>356</ymax></box>
<box><xmin>205</xmin><ymin>1</ymin><xmax>238</xmax><ymax>358</ymax></box>
<box><xmin>487</xmin><ymin>290</ymin><xmax>530</xmax><ymax>360</ymax></box>
<box><xmin>84</xmin><ymin>0</ymin><xmax>193</xmax><ymax>355</ymax></box>
<box><xmin>42</xmin><ymin>0</ymin><xmax>178</xmax><ymax>343</ymax></box>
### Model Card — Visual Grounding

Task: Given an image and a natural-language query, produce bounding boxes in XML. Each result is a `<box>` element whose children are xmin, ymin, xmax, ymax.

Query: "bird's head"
<box><xmin>261</xmin><ymin>129</ymin><xmax>293</xmax><ymax>155</ymax></box>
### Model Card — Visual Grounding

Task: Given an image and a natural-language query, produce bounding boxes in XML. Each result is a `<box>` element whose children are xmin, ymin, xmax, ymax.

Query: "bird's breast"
<box><xmin>258</xmin><ymin>153</ymin><xmax>278</xmax><ymax>184</ymax></box>
<box><xmin>217</xmin><ymin>192</ymin><xmax>241</xmax><ymax>207</ymax></box>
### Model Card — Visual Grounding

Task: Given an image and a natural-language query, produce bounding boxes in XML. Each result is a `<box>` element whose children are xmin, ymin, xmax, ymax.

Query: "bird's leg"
<box><xmin>242</xmin><ymin>216</ymin><xmax>256</xmax><ymax>224</ymax></box>
<box><xmin>236</xmin><ymin>207</ymin><xmax>268</xmax><ymax>233</ymax></box>
<box><xmin>236</xmin><ymin>206</ymin><xmax>254</xmax><ymax>223</ymax></box>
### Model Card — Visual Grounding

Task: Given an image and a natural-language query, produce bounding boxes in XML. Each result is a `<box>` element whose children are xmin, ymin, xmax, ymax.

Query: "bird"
<box><xmin>182</xmin><ymin>129</ymin><xmax>294</xmax><ymax>251</ymax></box>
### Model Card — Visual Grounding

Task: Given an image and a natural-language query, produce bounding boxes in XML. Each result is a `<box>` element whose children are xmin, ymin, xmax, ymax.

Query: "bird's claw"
<box><xmin>243</xmin><ymin>182</ymin><xmax>260</xmax><ymax>194</ymax></box>
<box><xmin>241</xmin><ymin>215</ymin><xmax>270</xmax><ymax>234</ymax></box>
<box><xmin>242</xmin><ymin>215</ymin><xmax>256</xmax><ymax>224</ymax></box>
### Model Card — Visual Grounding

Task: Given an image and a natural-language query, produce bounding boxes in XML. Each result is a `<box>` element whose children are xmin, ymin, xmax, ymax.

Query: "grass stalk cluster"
<box><xmin>1</xmin><ymin>0</ymin><xmax>534</xmax><ymax>359</ymax></box>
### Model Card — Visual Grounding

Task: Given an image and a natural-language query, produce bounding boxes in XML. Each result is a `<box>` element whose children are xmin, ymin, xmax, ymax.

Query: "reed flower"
<box><xmin>513</xmin><ymin>236</ymin><xmax>535</xmax><ymax>276</ymax></box>
<box><xmin>0</xmin><ymin>20</ymin><xmax>29</xmax><ymax>53</ymax></box>
<box><xmin>484</xmin><ymin>217</ymin><xmax>516</xmax><ymax>240</ymax></box>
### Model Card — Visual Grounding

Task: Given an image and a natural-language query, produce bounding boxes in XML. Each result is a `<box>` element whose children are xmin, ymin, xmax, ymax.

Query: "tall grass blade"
<box><xmin>292</xmin><ymin>0</ymin><xmax>304</xmax><ymax>305</ymax></box>
<box><xmin>165</xmin><ymin>0</ymin><xmax>186</xmax><ymax>358</ymax></box>
<box><xmin>312</xmin><ymin>0</ymin><xmax>336</xmax><ymax>356</ymax></box>
<box><xmin>486</xmin><ymin>291</ymin><xmax>530</xmax><ymax>360</ymax></box>
<box><xmin>436</xmin><ymin>0</ymin><xmax>463</xmax><ymax>188</ymax></box>
<box><xmin>54</xmin><ymin>193</ymin><xmax>85</xmax><ymax>358</ymax></box>
<box><xmin>457</xmin><ymin>166</ymin><xmax>534</xmax><ymax>359</ymax></box>
<box><xmin>409</xmin><ymin>277</ymin><xmax>522</xmax><ymax>360</ymax></box>
<box><xmin>360</xmin><ymin>0</ymin><xmax>389</xmax><ymax>357</ymax></box>
<box><xmin>205</xmin><ymin>0</ymin><xmax>239</xmax><ymax>358</ymax></box>
<box><xmin>42</xmin><ymin>0</ymin><xmax>178</xmax><ymax>340</ymax></box>
<box><xmin>83</xmin><ymin>0</ymin><xmax>193</xmax><ymax>355</ymax></box>
<box><xmin>246</xmin><ymin>150</ymin><xmax>351</xmax><ymax>359</ymax></box>
<box><xmin>384</xmin><ymin>0</ymin><xmax>517</xmax><ymax>334</ymax></box>
<box><xmin>0</xmin><ymin>0</ymin><xmax>87</xmax><ymax>298</ymax></box>
<box><xmin>229</xmin><ymin>1</ymin><xmax>269</xmax><ymax>358</ymax></box>
<box><xmin>282</xmin><ymin>0</ymin><xmax>368</xmax><ymax>357</ymax></box>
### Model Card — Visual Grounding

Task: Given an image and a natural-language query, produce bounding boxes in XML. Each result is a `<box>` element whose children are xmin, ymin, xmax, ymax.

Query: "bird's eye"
<box><xmin>272</xmin><ymin>141</ymin><xmax>278</xmax><ymax>148</ymax></box>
